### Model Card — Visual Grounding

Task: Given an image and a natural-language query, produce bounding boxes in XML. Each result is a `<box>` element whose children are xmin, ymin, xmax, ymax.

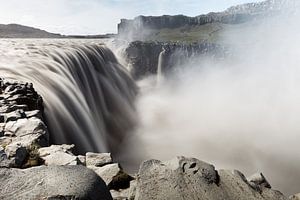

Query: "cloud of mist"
<box><xmin>126</xmin><ymin>3</ymin><xmax>300</xmax><ymax>195</ymax></box>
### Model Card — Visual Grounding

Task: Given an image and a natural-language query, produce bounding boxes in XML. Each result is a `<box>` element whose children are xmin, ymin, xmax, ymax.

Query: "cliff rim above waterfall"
<box><xmin>117</xmin><ymin>0</ymin><xmax>298</xmax><ymax>42</ymax></box>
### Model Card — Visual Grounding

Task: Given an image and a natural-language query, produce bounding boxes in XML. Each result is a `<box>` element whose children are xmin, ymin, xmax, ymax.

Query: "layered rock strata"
<box><xmin>125</xmin><ymin>41</ymin><xmax>227</xmax><ymax>79</ymax></box>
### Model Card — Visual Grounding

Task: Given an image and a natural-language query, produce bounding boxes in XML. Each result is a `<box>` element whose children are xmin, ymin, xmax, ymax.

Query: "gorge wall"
<box><xmin>125</xmin><ymin>41</ymin><xmax>228</xmax><ymax>80</ymax></box>
<box><xmin>117</xmin><ymin>0</ymin><xmax>290</xmax><ymax>40</ymax></box>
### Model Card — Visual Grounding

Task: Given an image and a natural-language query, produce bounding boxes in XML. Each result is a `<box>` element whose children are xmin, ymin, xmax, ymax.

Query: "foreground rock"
<box><xmin>38</xmin><ymin>144</ymin><xmax>80</xmax><ymax>166</ymax></box>
<box><xmin>0</xmin><ymin>79</ymin><xmax>48</xmax><ymax>168</ymax></box>
<box><xmin>0</xmin><ymin>165</ymin><xmax>112</xmax><ymax>200</ymax></box>
<box><xmin>133</xmin><ymin>156</ymin><xmax>288</xmax><ymax>200</ymax></box>
<box><xmin>290</xmin><ymin>194</ymin><xmax>300</xmax><ymax>200</ymax></box>
<box><xmin>0</xmin><ymin>79</ymin><xmax>297</xmax><ymax>199</ymax></box>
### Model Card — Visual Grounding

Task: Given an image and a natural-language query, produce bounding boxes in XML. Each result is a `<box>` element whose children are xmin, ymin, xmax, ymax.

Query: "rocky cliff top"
<box><xmin>117</xmin><ymin>0</ymin><xmax>298</xmax><ymax>42</ymax></box>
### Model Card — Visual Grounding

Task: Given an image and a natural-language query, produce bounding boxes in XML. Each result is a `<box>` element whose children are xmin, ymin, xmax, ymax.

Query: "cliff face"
<box><xmin>125</xmin><ymin>41</ymin><xmax>227</xmax><ymax>80</ymax></box>
<box><xmin>117</xmin><ymin>0</ymin><xmax>293</xmax><ymax>41</ymax></box>
<box><xmin>118</xmin><ymin>13</ymin><xmax>251</xmax><ymax>37</ymax></box>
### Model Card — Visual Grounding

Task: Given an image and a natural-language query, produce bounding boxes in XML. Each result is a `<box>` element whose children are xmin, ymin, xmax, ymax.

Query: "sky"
<box><xmin>0</xmin><ymin>0</ymin><xmax>257</xmax><ymax>35</ymax></box>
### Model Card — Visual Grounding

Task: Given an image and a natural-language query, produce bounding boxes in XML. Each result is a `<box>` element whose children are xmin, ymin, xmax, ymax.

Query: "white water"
<box><xmin>156</xmin><ymin>48</ymin><xmax>166</xmax><ymax>86</ymax></box>
<box><xmin>0</xmin><ymin>39</ymin><xmax>137</xmax><ymax>155</ymax></box>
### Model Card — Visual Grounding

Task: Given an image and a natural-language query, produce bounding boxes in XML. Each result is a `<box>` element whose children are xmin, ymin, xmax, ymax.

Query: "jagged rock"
<box><xmin>25</xmin><ymin>110</ymin><xmax>42</xmax><ymax>119</ymax></box>
<box><xmin>0</xmin><ymin>136</ymin><xmax>11</xmax><ymax>148</ymax></box>
<box><xmin>290</xmin><ymin>193</ymin><xmax>300</xmax><ymax>200</ymax></box>
<box><xmin>248</xmin><ymin>172</ymin><xmax>272</xmax><ymax>189</ymax></box>
<box><xmin>89</xmin><ymin>163</ymin><xmax>121</xmax><ymax>185</ymax></box>
<box><xmin>218</xmin><ymin>170</ymin><xmax>287</xmax><ymax>200</ymax></box>
<box><xmin>110</xmin><ymin>188</ymin><xmax>132</xmax><ymax>200</ymax></box>
<box><xmin>4</xmin><ymin>117</ymin><xmax>46</xmax><ymax>137</ymax></box>
<box><xmin>134</xmin><ymin>156</ymin><xmax>288</xmax><ymax>200</ymax></box>
<box><xmin>40</xmin><ymin>151</ymin><xmax>79</xmax><ymax>166</ymax></box>
<box><xmin>4</xmin><ymin>133</ymin><xmax>46</xmax><ymax>167</ymax></box>
<box><xmin>111</xmin><ymin>180</ymin><xmax>137</xmax><ymax>200</ymax></box>
<box><xmin>38</xmin><ymin>144</ymin><xmax>75</xmax><ymax>156</ymax></box>
<box><xmin>77</xmin><ymin>155</ymin><xmax>86</xmax><ymax>165</ymax></box>
<box><xmin>0</xmin><ymin>79</ymin><xmax>48</xmax><ymax>168</ymax></box>
<box><xmin>0</xmin><ymin>165</ymin><xmax>113</xmax><ymax>200</ymax></box>
<box><xmin>128</xmin><ymin>180</ymin><xmax>137</xmax><ymax>200</ymax></box>
<box><xmin>86</xmin><ymin>152</ymin><xmax>112</xmax><ymax>167</ymax></box>
<box><xmin>39</xmin><ymin>144</ymin><xmax>79</xmax><ymax>166</ymax></box>
<box><xmin>89</xmin><ymin>163</ymin><xmax>133</xmax><ymax>190</ymax></box>
<box><xmin>2</xmin><ymin>109</ymin><xmax>26</xmax><ymax>122</ymax></box>
<box><xmin>0</xmin><ymin>146</ymin><xmax>7</xmax><ymax>161</ymax></box>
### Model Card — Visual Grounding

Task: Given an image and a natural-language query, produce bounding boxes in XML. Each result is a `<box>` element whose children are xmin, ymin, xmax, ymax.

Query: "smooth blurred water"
<box><xmin>0</xmin><ymin>39</ymin><xmax>137</xmax><ymax>155</ymax></box>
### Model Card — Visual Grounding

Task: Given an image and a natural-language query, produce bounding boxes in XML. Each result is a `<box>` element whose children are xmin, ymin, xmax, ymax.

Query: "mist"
<box><xmin>124</xmin><ymin>3</ymin><xmax>300</xmax><ymax>195</ymax></box>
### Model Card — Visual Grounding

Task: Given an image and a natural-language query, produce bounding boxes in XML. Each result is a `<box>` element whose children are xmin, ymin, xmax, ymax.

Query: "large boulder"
<box><xmin>0</xmin><ymin>165</ymin><xmax>113</xmax><ymax>200</ymax></box>
<box><xmin>134</xmin><ymin>156</ymin><xmax>288</xmax><ymax>200</ymax></box>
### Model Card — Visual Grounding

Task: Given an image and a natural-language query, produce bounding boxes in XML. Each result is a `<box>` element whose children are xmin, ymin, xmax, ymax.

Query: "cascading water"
<box><xmin>156</xmin><ymin>47</ymin><xmax>166</xmax><ymax>85</ymax></box>
<box><xmin>0</xmin><ymin>39</ymin><xmax>137</xmax><ymax>155</ymax></box>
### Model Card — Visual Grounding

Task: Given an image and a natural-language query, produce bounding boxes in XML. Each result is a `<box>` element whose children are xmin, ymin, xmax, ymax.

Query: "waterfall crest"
<box><xmin>0</xmin><ymin>40</ymin><xmax>137</xmax><ymax>154</ymax></box>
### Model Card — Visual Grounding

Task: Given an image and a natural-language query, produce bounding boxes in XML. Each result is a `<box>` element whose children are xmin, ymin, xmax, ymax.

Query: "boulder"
<box><xmin>39</xmin><ymin>144</ymin><xmax>79</xmax><ymax>166</ymax></box>
<box><xmin>110</xmin><ymin>180</ymin><xmax>137</xmax><ymax>200</ymax></box>
<box><xmin>77</xmin><ymin>155</ymin><xmax>86</xmax><ymax>165</ymax></box>
<box><xmin>290</xmin><ymin>194</ymin><xmax>300</xmax><ymax>200</ymax></box>
<box><xmin>134</xmin><ymin>156</ymin><xmax>288</xmax><ymax>200</ymax></box>
<box><xmin>0</xmin><ymin>165</ymin><xmax>113</xmax><ymax>200</ymax></box>
<box><xmin>248</xmin><ymin>172</ymin><xmax>272</xmax><ymax>190</ymax></box>
<box><xmin>89</xmin><ymin>163</ymin><xmax>133</xmax><ymax>190</ymax></box>
<box><xmin>4</xmin><ymin>117</ymin><xmax>47</xmax><ymax>138</ymax></box>
<box><xmin>38</xmin><ymin>144</ymin><xmax>74</xmax><ymax>156</ymax></box>
<box><xmin>86</xmin><ymin>152</ymin><xmax>112</xmax><ymax>167</ymax></box>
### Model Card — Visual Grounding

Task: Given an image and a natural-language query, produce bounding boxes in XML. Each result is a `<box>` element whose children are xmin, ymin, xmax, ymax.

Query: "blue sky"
<box><xmin>0</xmin><ymin>0</ymin><xmax>257</xmax><ymax>35</ymax></box>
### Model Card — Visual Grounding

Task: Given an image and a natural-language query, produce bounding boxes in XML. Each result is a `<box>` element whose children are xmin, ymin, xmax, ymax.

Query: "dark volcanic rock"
<box><xmin>0</xmin><ymin>165</ymin><xmax>113</xmax><ymax>200</ymax></box>
<box><xmin>125</xmin><ymin>41</ymin><xmax>227</xmax><ymax>79</ymax></box>
<box><xmin>0</xmin><ymin>79</ymin><xmax>48</xmax><ymax>168</ymax></box>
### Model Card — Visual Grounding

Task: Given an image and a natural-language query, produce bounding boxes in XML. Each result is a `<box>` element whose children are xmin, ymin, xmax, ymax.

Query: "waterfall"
<box><xmin>157</xmin><ymin>47</ymin><xmax>166</xmax><ymax>85</ymax></box>
<box><xmin>0</xmin><ymin>40</ymin><xmax>137</xmax><ymax>155</ymax></box>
